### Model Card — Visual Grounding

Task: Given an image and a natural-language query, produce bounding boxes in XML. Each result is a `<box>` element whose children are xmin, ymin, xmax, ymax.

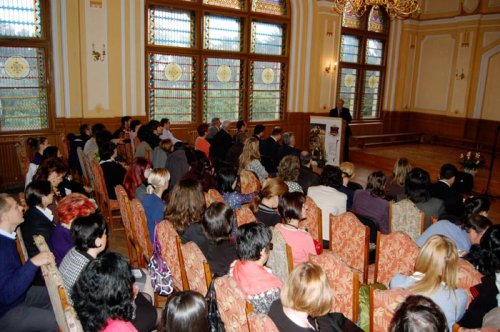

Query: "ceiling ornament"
<box><xmin>330</xmin><ymin>0</ymin><xmax>420</xmax><ymax>19</ymax></box>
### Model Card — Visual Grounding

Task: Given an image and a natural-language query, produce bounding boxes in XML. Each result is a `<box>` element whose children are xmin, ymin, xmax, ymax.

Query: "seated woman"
<box><xmin>459</xmin><ymin>225</ymin><xmax>500</xmax><ymax>328</ymax></box>
<box><xmin>269</xmin><ymin>262</ymin><xmax>360</xmax><ymax>332</ymax></box>
<box><xmin>231</xmin><ymin>222</ymin><xmax>282</xmax><ymax>314</ymax></box>
<box><xmin>278</xmin><ymin>156</ymin><xmax>304</xmax><ymax>193</ymax></box>
<box><xmin>199</xmin><ymin>202</ymin><xmax>238</xmax><ymax>276</ymax></box>
<box><xmin>159</xmin><ymin>291</ymin><xmax>208</xmax><ymax>332</ymax></box>
<box><xmin>216</xmin><ymin>167</ymin><xmax>256</xmax><ymax>209</ymax></box>
<box><xmin>276</xmin><ymin>192</ymin><xmax>316</xmax><ymax>266</ymax></box>
<box><xmin>352</xmin><ymin>171</ymin><xmax>390</xmax><ymax>234</ymax></box>
<box><xmin>32</xmin><ymin>157</ymin><xmax>67</xmax><ymax>212</ymax></box>
<box><xmin>25</xmin><ymin>136</ymin><xmax>49</xmax><ymax>188</ymax></box>
<box><xmin>135</xmin><ymin>125</ymin><xmax>153</xmax><ymax>161</ymax></box>
<box><xmin>338</xmin><ymin>162</ymin><xmax>363</xmax><ymax>191</ymax></box>
<box><xmin>390</xmin><ymin>235</ymin><xmax>467</xmax><ymax>331</ymax></box>
<box><xmin>250</xmin><ymin>177</ymin><xmax>288</xmax><ymax>227</ymax></box>
<box><xmin>98</xmin><ymin>141</ymin><xmax>127</xmax><ymax>200</ymax></box>
<box><xmin>182</xmin><ymin>156</ymin><xmax>216</xmax><ymax>192</ymax></box>
<box><xmin>387</xmin><ymin>158</ymin><xmax>412</xmax><ymax>199</ymax></box>
<box><xmin>123</xmin><ymin>157</ymin><xmax>152</xmax><ymax>200</ymax></box>
<box><xmin>49</xmin><ymin>193</ymin><xmax>96</xmax><ymax>265</ymax></box>
<box><xmin>194</xmin><ymin>123</ymin><xmax>211</xmax><ymax>159</ymax></box>
<box><xmin>239</xmin><ymin>137</ymin><xmax>268</xmax><ymax>184</ymax></box>
<box><xmin>141</xmin><ymin>168</ymin><xmax>170</xmax><ymax>243</ymax></box>
<box><xmin>389</xmin><ymin>295</ymin><xmax>449</xmax><ymax>332</ymax></box>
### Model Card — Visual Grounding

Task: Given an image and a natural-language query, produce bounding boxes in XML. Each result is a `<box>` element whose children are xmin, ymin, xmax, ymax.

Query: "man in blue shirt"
<box><xmin>0</xmin><ymin>194</ymin><xmax>57</xmax><ymax>331</ymax></box>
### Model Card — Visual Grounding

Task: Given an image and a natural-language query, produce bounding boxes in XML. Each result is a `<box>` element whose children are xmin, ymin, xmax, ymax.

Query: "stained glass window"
<box><xmin>368</xmin><ymin>6</ymin><xmax>386</xmax><ymax>33</ymax></box>
<box><xmin>340</xmin><ymin>35</ymin><xmax>360</xmax><ymax>63</ymax></box>
<box><xmin>203</xmin><ymin>0</ymin><xmax>244</xmax><ymax>10</ymax></box>
<box><xmin>249</xmin><ymin>61</ymin><xmax>284</xmax><ymax>121</ymax></box>
<box><xmin>341</xmin><ymin>3</ymin><xmax>362</xmax><ymax>29</ymax></box>
<box><xmin>252</xmin><ymin>0</ymin><xmax>286</xmax><ymax>16</ymax></box>
<box><xmin>148</xmin><ymin>7</ymin><xmax>194</xmax><ymax>47</ymax></box>
<box><xmin>337</xmin><ymin>68</ymin><xmax>357</xmax><ymax>117</ymax></box>
<box><xmin>203</xmin><ymin>15</ymin><xmax>243</xmax><ymax>52</ymax></box>
<box><xmin>361</xmin><ymin>70</ymin><xmax>381</xmax><ymax>119</ymax></box>
<box><xmin>251</xmin><ymin>22</ymin><xmax>284</xmax><ymax>55</ymax></box>
<box><xmin>203</xmin><ymin>58</ymin><xmax>243</xmax><ymax>122</ymax></box>
<box><xmin>149</xmin><ymin>54</ymin><xmax>196</xmax><ymax>123</ymax></box>
<box><xmin>0</xmin><ymin>0</ymin><xmax>42</xmax><ymax>38</ymax></box>
<box><xmin>366</xmin><ymin>39</ymin><xmax>384</xmax><ymax>65</ymax></box>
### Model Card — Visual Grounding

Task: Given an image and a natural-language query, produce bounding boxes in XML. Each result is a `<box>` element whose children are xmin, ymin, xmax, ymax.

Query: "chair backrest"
<box><xmin>298</xmin><ymin>196</ymin><xmax>322</xmax><ymax>243</ymax></box>
<box><xmin>235</xmin><ymin>205</ymin><xmax>257</xmax><ymax>227</ymax></box>
<box><xmin>240</xmin><ymin>170</ymin><xmax>261</xmax><ymax>194</ymax></box>
<box><xmin>247</xmin><ymin>313</ymin><xmax>279</xmax><ymax>332</ymax></box>
<box><xmin>181</xmin><ymin>241</ymin><xmax>212</xmax><ymax>294</ymax></box>
<box><xmin>330</xmin><ymin>212</ymin><xmax>369</xmax><ymax>282</ymax></box>
<box><xmin>14</xmin><ymin>138</ymin><xmax>30</xmax><ymax>177</ymax></box>
<box><xmin>205</xmin><ymin>189</ymin><xmax>225</xmax><ymax>206</ymax></box>
<box><xmin>309</xmin><ymin>253</ymin><xmax>360</xmax><ymax>321</ymax></box>
<box><xmin>115</xmin><ymin>185</ymin><xmax>139</xmax><ymax>267</ymax></box>
<box><xmin>267</xmin><ymin>227</ymin><xmax>293</xmax><ymax>282</ymax></box>
<box><xmin>214</xmin><ymin>275</ymin><xmax>250</xmax><ymax>332</ymax></box>
<box><xmin>33</xmin><ymin>235</ymin><xmax>83</xmax><ymax>332</ymax></box>
<box><xmin>76</xmin><ymin>147</ymin><xmax>89</xmax><ymax>186</ymax></box>
<box><xmin>129</xmin><ymin>199</ymin><xmax>153</xmax><ymax>264</ymax></box>
<box><xmin>155</xmin><ymin>220</ymin><xmax>189</xmax><ymax>291</ymax></box>
<box><xmin>457</xmin><ymin>259</ymin><xmax>483</xmax><ymax>305</ymax></box>
<box><xmin>90</xmin><ymin>160</ymin><xmax>109</xmax><ymax>199</ymax></box>
<box><xmin>389</xmin><ymin>200</ymin><xmax>425</xmax><ymax>241</ymax></box>
<box><xmin>59</xmin><ymin>133</ymin><xmax>69</xmax><ymax>160</ymax></box>
<box><xmin>374</xmin><ymin>231</ymin><xmax>420</xmax><ymax>286</ymax></box>
<box><xmin>370</xmin><ymin>286</ymin><xmax>412</xmax><ymax>332</ymax></box>
<box><xmin>15</xmin><ymin>227</ymin><xmax>29</xmax><ymax>264</ymax></box>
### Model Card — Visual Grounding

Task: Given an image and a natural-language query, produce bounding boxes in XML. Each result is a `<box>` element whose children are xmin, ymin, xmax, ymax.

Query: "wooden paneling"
<box><xmin>0</xmin><ymin>140</ymin><xmax>24</xmax><ymax>190</ymax></box>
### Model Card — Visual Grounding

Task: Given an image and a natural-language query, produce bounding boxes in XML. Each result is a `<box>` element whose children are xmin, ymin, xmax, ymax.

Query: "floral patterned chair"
<box><xmin>155</xmin><ymin>219</ymin><xmax>189</xmax><ymax>291</ymax></box>
<box><xmin>298</xmin><ymin>196</ymin><xmax>322</xmax><ymax>243</ymax></box>
<box><xmin>309</xmin><ymin>253</ymin><xmax>360</xmax><ymax>321</ymax></box>
<box><xmin>457</xmin><ymin>259</ymin><xmax>483</xmax><ymax>306</ymax></box>
<box><xmin>330</xmin><ymin>212</ymin><xmax>369</xmax><ymax>283</ymax></box>
<box><xmin>374</xmin><ymin>231</ymin><xmax>419</xmax><ymax>286</ymax></box>
<box><xmin>181</xmin><ymin>241</ymin><xmax>212</xmax><ymax>294</ymax></box>
<box><xmin>14</xmin><ymin>137</ymin><xmax>30</xmax><ymax>178</ymax></box>
<box><xmin>130</xmin><ymin>199</ymin><xmax>153</xmax><ymax>267</ymax></box>
<box><xmin>240</xmin><ymin>170</ymin><xmax>261</xmax><ymax>194</ymax></box>
<box><xmin>247</xmin><ymin>313</ymin><xmax>279</xmax><ymax>332</ymax></box>
<box><xmin>205</xmin><ymin>189</ymin><xmax>225</xmax><ymax>206</ymax></box>
<box><xmin>267</xmin><ymin>227</ymin><xmax>293</xmax><ymax>282</ymax></box>
<box><xmin>214</xmin><ymin>275</ymin><xmax>250</xmax><ymax>332</ymax></box>
<box><xmin>370</xmin><ymin>286</ymin><xmax>413</xmax><ymax>332</ymax></box>
<box><xmin>389</xmin><ymin>200</ymin><xmax>425</xmax><ymax>241</ymax></box>
<box><xmin>115</xmin><ymin>185</ymin><xmax>139</xmax><ymax>267</ymax></box>
<box><xmin>235</xmin><ymin>205</ymin><xmax>257</xmax><ymax>227</ymax></box>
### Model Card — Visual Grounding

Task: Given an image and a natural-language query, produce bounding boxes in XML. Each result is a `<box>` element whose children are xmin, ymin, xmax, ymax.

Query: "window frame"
<box><xmin>145</xmin><ymin>0</ymin><xmax>290</xmax><ymax>124</ymax></box>
<box><xmin>0</xmin><ymin>0</ymin><xmax>54</xmax><ymax>134</ymax></box>
<box><xmin>337</xmin><ymin>10</ymin><xmax>389</xmax><ymax>121</ymax></box>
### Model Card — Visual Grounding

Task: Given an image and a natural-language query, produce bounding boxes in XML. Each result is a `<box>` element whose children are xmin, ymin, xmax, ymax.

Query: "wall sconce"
<box><xmin>455</xmin><ymin>69</ymin><xmax>465</xmax><ymax>80</ymax></box>
<box><xmin>324</xmin><ymin>62</ymin><xmax>337</xmax><ymax>74</ymax></box>
<box><xmin>92</xmin><ymin>43</ymin><xmax>106</xmax><ymax>62</ymax></box>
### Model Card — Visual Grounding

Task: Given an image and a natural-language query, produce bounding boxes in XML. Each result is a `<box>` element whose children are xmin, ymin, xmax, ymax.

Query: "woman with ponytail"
<box><xmin>250</xmin><ymin>177</ymin><xmax>288</xmax><ymax>227</ymax></box>
<box><xmin>140</xmin><ymin>168</ymin><xmax>170</xmax><ymax>243</ymax></box>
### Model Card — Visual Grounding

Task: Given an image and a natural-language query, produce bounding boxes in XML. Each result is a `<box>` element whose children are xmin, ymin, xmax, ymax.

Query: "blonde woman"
<box><xmin>250</xmin><ymin>177</ymin><xmax>288</xmax><ymax>227</ymax></box>
<box><xmin>238</xmin><ymin>137</ymin><xmax>268</xmax><ymax>184</ymax></box>
<box><xmin>140</xmin><ymin>168</ymin><xmax>170</xmax><ymax>243</ymax></box>
<box><xmin>269</xmin><ymin>262</ymin><xmax>359</xmax><ymax>331</ymax></box>
<box><xmin>388</xmin><ymin>158</ymin><xmax>412</xmax><ymax>198</ymax></box>
<box><xmin>390</xmin><ymin>235</ymin><xmax>467</xmax><ymax>331</ymax></box>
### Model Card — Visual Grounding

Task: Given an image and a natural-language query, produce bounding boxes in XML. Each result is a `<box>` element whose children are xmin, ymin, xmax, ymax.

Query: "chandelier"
<box><xmin>331</xmin><ymin>0</ymin><xmax>420</xmax><ymax>19</ymax></box>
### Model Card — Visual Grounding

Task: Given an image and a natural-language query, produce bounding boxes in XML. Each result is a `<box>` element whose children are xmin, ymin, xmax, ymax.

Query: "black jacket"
<box><xmin>21</xmin><ymin>206</ymin><xmax>55</xmax><ymax>258</ymax></box>
<box><xmin>260</xmin><ymin>136</ymin><xmax>281</xmax><ymax>174</ymax></box>
<box><xmin>429</xmin><ymin>181</ymin><xmax>465</xmax><ymax>218</ymax></box>
<box><xmin>329</xmin><ymin>107</ymin><xmax>352</xmax><ymax>136</ymax></box>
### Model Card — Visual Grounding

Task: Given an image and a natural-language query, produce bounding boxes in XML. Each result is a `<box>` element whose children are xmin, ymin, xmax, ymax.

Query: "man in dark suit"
<box><xmin>211</xmin><ymin>120</ymin><xmax>233</xmax><ymax>162</ymax></box>
<box><xmin>430</xmin><ymin>163</ymin><xmax>465</xmax><ymax>219</ymax></box>
<box><xmin>297</xmin><ymin>151</ymin><xmax>320</xmax><ymax>194</ymax></box>
<box><xmin>260</xmin><ymin>126</ymin><xmax>282</xmax><ymax>174</ymax></box>
<box><xmin>329</xmin><ymin>99</ymin><xmax>352</xmax><ymax>161</ymax></box>
<box><xmin>278</xmin><ymin>132</ymin><xmax>301</xmax><ymax>163</ymax></box>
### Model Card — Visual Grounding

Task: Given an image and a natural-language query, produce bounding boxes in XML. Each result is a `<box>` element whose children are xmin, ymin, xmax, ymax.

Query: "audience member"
<box><xmin>297</xmin><ymin>151</ymin><xmax>320</xmax><ymax>195</ymax></box>
<box><xmin>250</xmin><ymin>177</ymin><xmax>288</xmax><ymax>227</ymax></box>
<box><xmin>99</xmin><ymin>141</ymin><xmax>126</xmax><ymax>200</ymax></box>
<box><xmin>224</xmin><ymin>126</ymin><xmax>245</xmax><ymax>169</ymax></box>
<box><xmin>135</xmin><ymin>125</ymin><xmax>153</xmax><ymax>161</ymax></box>
<box><xmin>113</xmin><ymin>116</ymin><xmax>132</xmax><ymax>138</ymax></box>
<box><xmin>123</xmin><ymin>157</ymin><xmax>152</xmax><ymax>200</ymax></box>
<box><xmin>231</xmin><ymin>222</ymin><xmax>282</xmax><ymax>313</ymax></box>
<box><xmin>253</xmin><ymin>124</ymin><xmax>266</xmax><ymax>141</ymax></box>
<box><xmin>32</xmin><ymin>157</ymin><xmax>67</xmax><ymax>198</ymax></box>
<box><xmin>0</xmin><ymin>194</ymin><xmax>57</xmax><ymax>331</ymax></box>
<box><xmin>25</xmin><ymin>136</ymin><xmax>49</xmax><ymax>188</ymax></box>
<box><xmin>159</xmin><ymin>291</ymin><xmax>208</xmax><ymax>332</ymax></box>
<box><xmin>141</xmin><ymin>168</ymin><xmax>170</xmax><ymax>243</ymax></box>
<box><xmin>239</xmin><ymin>137</ymin><xmax>268</xmax><ymax>184</ymax></box>
<box><xmin>68</xmin><ymin>125</ymin><xmax>91</xmax><ymax>175</ymax></box>
<box><xmin>339</xmin><ymin>166</ymin><xmax>356</xmax><ymax>209</ymax></box>
<box><xmin>276</xmin><ymin>192</ymin><xmax>316</xmax><ymax>266</ymax></box>
<box><xmin>352</xmin><ymin>171</ymin><xmax>390</xmax><ymax>234</ymax></box>
<box><xmin>182</xmin><ymin>156</ymin><xmax>216</xmax><ymax>192</ymax></box>
<box><xmin>277</xmin><ymin>132</ymin><xmax>300</xmax><ymax>162</ymax></box>
<box><xmin>165</xmin><ymin>142</ymin><xmax>190</xmax><ymax>191</ymax></box>
<box><xmin>211</xmin><ymin>120</ymin><xmax>233</xmax><ymax>162</ymax></box>
<box><xmin>463</xmin><ymin>214</ymin><xmax>492</xmax><ymax>247</ymax></box>
<box><xmin>146</xmin><ymin>120</ymin><xmax>163</xmax><ymax>149</ymax></box>
<box><xmin>194</xmin><ymin>123</ymin><xmax>211</xmax><ymax>159</ymax></box>
<box><xmin>84</xmin><ymin>123</ymin><xmax>105</xmax><ymax>160</ymax></box>
<box><xmin>216</xmin><ymin>167</ymin><xmax>256</xmax><ymax>209</ymax></box>
<box><xmin>159</xmin><ymin>118</ymin><xmax>180</xmax><ymax>144</ymax></box>
<box><xmin>260</xmin><ymin>126</ymin><xmax>283</xmax><ymax>174</ymax></box>
<box><xmin>390</xmin><ymin>235</ymin><xmax>467</xmax><ymax>331</ymax></box>
<box><xmin>278</xmin><ymin>155</ymin><xmax>304</xmax><ymax>193</ymax></box>
<box><xmin>389</xmin><ymin>295</ymin><xmax>449</xmax><ymax>332</ymax></box>
<box><xmin>387</xmin><ymin>158</ymin><xmax>412</xmax><ymax>198</ymax></box>
<box><xmin>129</xmin><ymin>120</ymin><xmax>142</xmax><ymax>150</ymax></box>
<box><xmin>234</xmin><ymin>120</ymin><xmax>248</xmax><ymax>143</ymax></box>
<box><xmin>207</xmin><ymin>117</ymin><xmax>221</xmax><ymax>141</ymax></box>
<box><xmin>308</xmin><ymin>165</ymin><xmax>347</xmax><ymax>243</ymax></box>
<box><xmin>152</xmin><ymin>139</ymin><xmax>171</xmax><ymax>169</ymax></box>
<box><xmin>339</xmin><ymin>162</ymin><xmax>363</xmax><ymax>190</ymax></box>
<box><xmin>430</xmin><ymin>163</ymin><xmax>465</xmax><ymax>219</ymax></box>
<box><xmin>416</xmin><ymin>215</ymin><xmax>473</xmax><ymax>253</ymax></box>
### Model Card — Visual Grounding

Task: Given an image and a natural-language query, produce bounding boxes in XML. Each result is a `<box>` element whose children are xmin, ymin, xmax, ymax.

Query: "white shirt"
<box><xmin>36</xmin><ymin>206</ymin><xmax>54</xmax><ymax>222</ymax></box>
<box><xmin>307</xmin><ymin>185</ymin><xmax>347</xmax><ymax>241</ymax></box>
<box><xmin>0</xmin><ymin>228</ymin><xmax>16</xmax><ymax>240</ymax></box>
<box><xmin>159</xmin><ymin>129</ymin><xmax>180</xmax><ymax>144</ymax></box>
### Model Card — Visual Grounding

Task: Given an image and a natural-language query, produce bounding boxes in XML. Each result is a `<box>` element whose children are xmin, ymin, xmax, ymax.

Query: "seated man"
<box><xmin>0</xmin><ymin>194</ymin><xmax>57</xmax><ymax>331</ymax></box>
<box><xmin>430</xmin><ymin>163</ymin><xmax>465</xmax><ymax>219</ymax></box>
<box><xmin>99</xmin><ymin>141</ymin><xmax>127</xmax><ymax>200</ymax></box>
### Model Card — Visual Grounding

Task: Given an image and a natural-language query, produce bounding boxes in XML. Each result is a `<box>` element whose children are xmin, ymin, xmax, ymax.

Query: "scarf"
<box><xmin>231</xmin><ymin>260</ymin><xmax>282</xmax><ymax>296</ymax></box>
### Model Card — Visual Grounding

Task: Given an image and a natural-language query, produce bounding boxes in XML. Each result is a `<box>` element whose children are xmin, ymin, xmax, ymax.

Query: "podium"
<box><xmin>309</xmin><ymin>116</ymin><xmax>345</xmax><ymax>166</ymax></box>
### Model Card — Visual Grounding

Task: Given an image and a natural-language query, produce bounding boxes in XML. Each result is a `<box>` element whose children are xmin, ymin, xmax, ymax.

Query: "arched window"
<box><xmin>0</xmin><ymin>0</ymin><xmax>52</xmax><ymax>132</ymax></box>
<box><xmin>147</xmin><ymin>0</ymin><xmax>289</xmax><ymax>124</ymax></box>
<box><xmin>337</xmin><ymin>6</ymin><xmax>388</xmax><ymax>120</ymax></box>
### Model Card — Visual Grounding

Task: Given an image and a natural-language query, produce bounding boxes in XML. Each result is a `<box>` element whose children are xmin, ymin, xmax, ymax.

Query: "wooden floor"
<box><xmin>109</xmin><ymin>143</ymin><xmax>500</xmax><ymax>257</ymax></box>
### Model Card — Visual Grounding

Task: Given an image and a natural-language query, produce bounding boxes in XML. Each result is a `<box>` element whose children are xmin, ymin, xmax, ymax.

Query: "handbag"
<box><xmin>206</xmin><ymin>279</ymin><xmax>225</xmax><ymax>332</ymax></box>
<box><xmin>147</xmin><ymin>226</ymin><xmax>174</xmax><ymax>296</ymax></box>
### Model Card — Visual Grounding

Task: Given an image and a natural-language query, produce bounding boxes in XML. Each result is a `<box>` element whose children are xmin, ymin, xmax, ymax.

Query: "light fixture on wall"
<box><xmin>324</xmin><ymin>62</ymin><xmax>338</xmax><ymax>74</ymax></box>
<box><xmin>330</xmin><ymin>0</ymin><xmax>420</xmax><ymax>19</ymax></box>
<box><xmin>92</xmin><ymin>43</ymin><xmax>106</xmax><ymax>62</ymax></box>
<box><xmin>455</xmin><ymin>69</ymin><xmax>465</xmax><ymax>80</ymax></box>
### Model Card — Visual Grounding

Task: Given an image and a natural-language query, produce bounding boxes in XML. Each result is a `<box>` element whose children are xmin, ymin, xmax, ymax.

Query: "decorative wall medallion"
<box><xmin>261</xmin><ymin>68</ymin><xmax>275</xmax><ymax>84</ymax></box>
<box><xmin>216</xmin><ymin>65</ymin><xmax>232</xmax><ymax>82</ymax></box>
<box><xmin>4</xmin><ymin>56</ymin><xmax>30</xmax><ymax>79</ymax></box>
<box><xmin>368</xmin><ymin>74</ymin><xmax>379</xmax><ymax>89</ymax></box>
<box><xmin>462</xmin><ymin>0</ymin><xmax>479</xmax><ymax>14</ymax></box>
<box><xmin>344</xmin><ymin>74</ymin><xmax>355</xmax><ymax>87</ymax></box>
<box><xmin>164</xmin><ymin>62</ymin><xmax>183</xmax><ymax>81</ymax></box>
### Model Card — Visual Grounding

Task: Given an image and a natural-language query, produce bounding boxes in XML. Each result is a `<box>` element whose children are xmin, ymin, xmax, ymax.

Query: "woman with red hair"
<box><xmin>123</xmin><ymin>157</ymin><xmax>152</xmax><ymax>200</ymax></box>
<box><xmin>49</xmin><ymin>193</ymin><xmax>96</xmax><ymax>265</ymax></box>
